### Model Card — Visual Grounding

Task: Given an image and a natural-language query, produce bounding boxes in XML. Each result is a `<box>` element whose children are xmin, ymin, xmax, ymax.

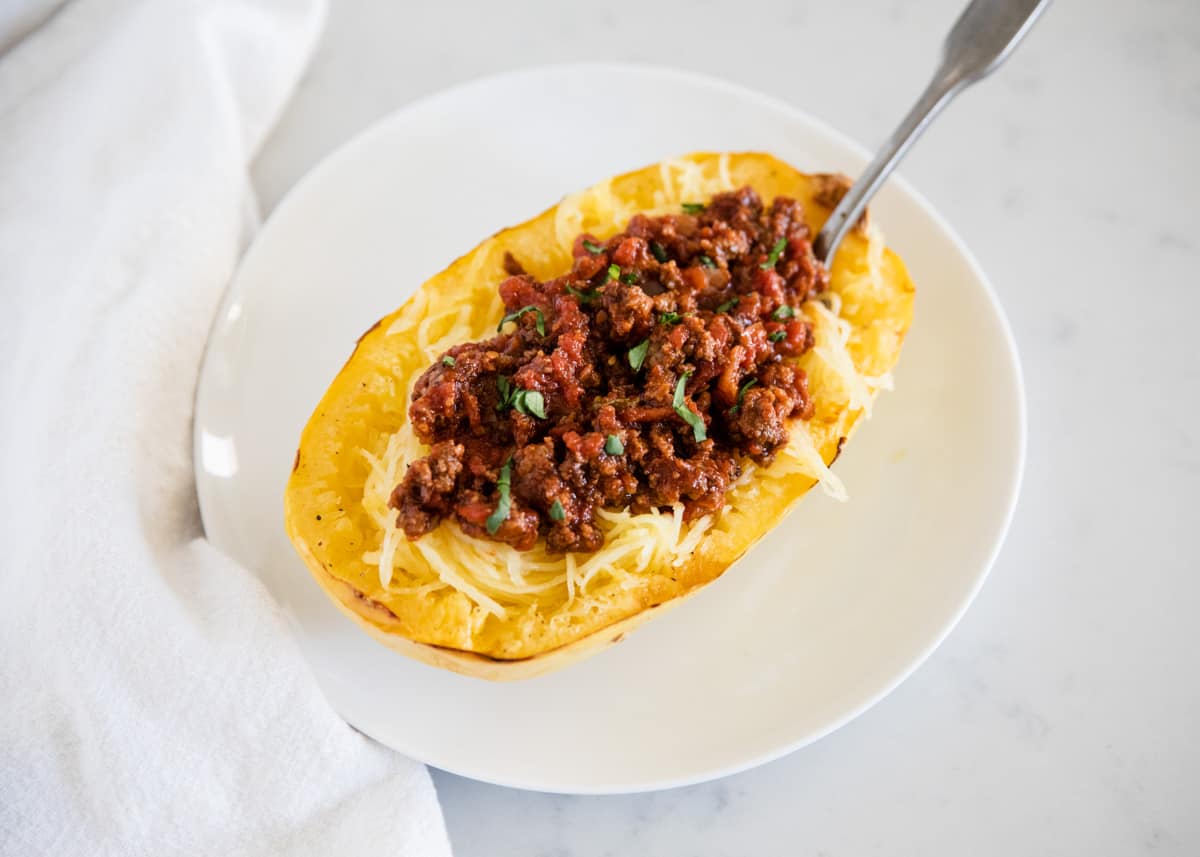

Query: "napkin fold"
<box><xmin>0</xmin><ymin>2</ymin><xmax>451</xmax><ymax>854</ymax></box>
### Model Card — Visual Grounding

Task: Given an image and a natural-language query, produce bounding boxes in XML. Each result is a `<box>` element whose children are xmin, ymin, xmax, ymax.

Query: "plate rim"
<box><xmin>194</xmin><ymin>61</ymin><xmax>1027</xmax><ymax>794</ymax></box>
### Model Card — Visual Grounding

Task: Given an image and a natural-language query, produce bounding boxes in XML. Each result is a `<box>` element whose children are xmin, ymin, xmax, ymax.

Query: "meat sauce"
<box><xmin>390</xmin><ymin>187</ymin><xmax>829</xmax><ymax>553</ymax></box>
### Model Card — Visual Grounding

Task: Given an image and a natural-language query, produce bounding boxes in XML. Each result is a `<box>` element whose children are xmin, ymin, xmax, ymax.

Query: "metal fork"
<box><xmin>813</xmin><ymin>0</ymin><xmax>1053</xmax><ymax>264</ymax></box>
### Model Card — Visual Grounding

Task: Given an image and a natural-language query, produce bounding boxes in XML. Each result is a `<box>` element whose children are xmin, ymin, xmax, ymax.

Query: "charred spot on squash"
<box><xmin>426</xmin><ymin>641</ymin><xmax>536</xmax><ymax>664</ymax></box>
<box><xmin>352</xmin><ymin>586</ymin><xmax>401</xmax><ymax>620</ymax></box>
<box><xmin>355</xmin><ymin>318</ymin><xmax>382</xmax><ymax>346</ymax></box>
<box><xmin>502</xmin><ymin>252</ymin><xmax>527</xmax><ymax>276</ymax></box>
<box><xmin>336</xmin><ymin>319</ymin><xmax>385</xmax><ymax>375</ymax></box>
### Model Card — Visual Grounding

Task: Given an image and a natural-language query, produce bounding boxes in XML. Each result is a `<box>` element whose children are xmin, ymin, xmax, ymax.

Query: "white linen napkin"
<box><xmin>0</xmin><ymin>2</ymin><xmax>452</xmax><ymax>855</ymax></box>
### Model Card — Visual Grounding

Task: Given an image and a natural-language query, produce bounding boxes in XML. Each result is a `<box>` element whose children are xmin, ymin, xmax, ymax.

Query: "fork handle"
<box><xmin>813</xmin><ymin>0</ymin><xmax>1052</xmax><ymax>264</ymax></box>
<box><xmin>813</xmin><ymin>75</ymin><xmax>961</xmax><ymax>263</ymax></box>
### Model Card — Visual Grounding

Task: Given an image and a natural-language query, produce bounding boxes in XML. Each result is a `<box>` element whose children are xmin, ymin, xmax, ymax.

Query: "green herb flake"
<box><xmin>512</xmin><ymin>389</ymin><xmax>547</xmax><ymax>419</ymax></box>
<box><xmin>771</xmin><ymin>304</ymin><xmax>796</xmax><ymax>321</ymax></box>
<box><xmin>672</xmin><ymin>372</ymin><xmax>707</xmax><ymax>442</ymax></box>
<box><xmin>682</xmin><ymin>202</ymin><xmax>706</xmax><ymax>214</ymax></box>
<box><xmin>582</xmin><ymin>238</ymin><xmax>606</xmax><ymax>254</ymax></box>
<box><xmin>525</xmin><ymin>390</ymin><xmax>547</xmax><ymax>419</ymax></box>
<box><xmin>697</xmin><ymin>255</ymin><xmax>716</xmax><ymax>269</ymax></box>
<box><xmin>650</xmin><ymin>241</ymin><xmax>669</xmax><ymax>263</ymax></box>
<box><xmin>498</xmin><ymin>379</ymin><xmax>547</xmax><ymax>419</ymax></box>
<box><xmin>628</xmin><ymin>339</ymin><xmax>650</xmax><ymax>371</ymax></box>
<box><xmin>620</xmin><ymin>272</ymin><xmax>639</xmax><ymax>285</ymax></box>
<box><xmin>604</xmin><ymin>434</ymin><xmax>625</xmax><ymax>455</ymax></box>
<box><xmin>730</xmin><ymin>377</ymin><xmax>758</xmax><ymax>415</ymax></box>
<box><xmin>565</xmin><ymin>284</ymin><xmax>598</xmax><ymax>304</ymax></box>
<box><xmin>760</xmin><ymin>237</ymin><xmax>788</xmax><ymax>270</ymax></box>
<box><xmin>485</xmin><ymin>458</ymin><xmax>513</xmax><ymax>535</ymax></box>
<box><xmin>441</xmin><ymin>355</ymin><xmax>456</xmax><ymax>367</ymax></box>
<box><xmin>605</xmin><ymin>263</ymin><xmax>621</xmax><ymax>284</ymax></box>
<box><xmin>658</xmin><ymin>311</ymin><xmax>682</xmax><ymax>326</ymax></box>
<box><xmin>495</xmin><ymin>376</ymin><xmax>513</xmax><ymax>410</ymax></box>
<box><xmin>769</xmin><ymin>330</ymin><xmax>787</xmax><ymax>343</ymax></box>
<box><xmin>549</xmin><ymin>499</ymin><xmax>565</xmax><ymax>522</ymax></box>
<box><xmin>497</xmin><ymin>305</ymin><xmax>545</xmax><ymax>336</ymax></box>
<box><xmin>715</xmin><ymin>298</ymin><xmax>738</xmax><ymax>314</ymax></box>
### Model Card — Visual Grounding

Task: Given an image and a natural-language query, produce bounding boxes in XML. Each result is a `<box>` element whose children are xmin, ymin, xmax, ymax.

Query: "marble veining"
<box><xmin>252</xmin><ymin>0</ymin><xmax>1200</xmax><ymax>853</ymax></box>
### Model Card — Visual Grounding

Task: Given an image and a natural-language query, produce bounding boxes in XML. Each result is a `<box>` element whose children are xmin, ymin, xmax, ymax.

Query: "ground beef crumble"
<box><xmin>389</xmin><ymin>187</ymin><xmax>829</xmax><ymax>553</ymax></box>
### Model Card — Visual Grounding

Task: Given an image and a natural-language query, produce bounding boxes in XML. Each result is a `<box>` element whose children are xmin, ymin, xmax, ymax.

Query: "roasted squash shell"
<box><xmin>284</xmin><ymin>153</ymin><xmax>914</xmax><ymax>680</ymax></box>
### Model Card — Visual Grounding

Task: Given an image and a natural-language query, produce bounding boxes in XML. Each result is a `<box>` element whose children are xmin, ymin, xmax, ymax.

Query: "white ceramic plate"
<box><xmin>195</xmin><ymin>64</ymin><xmax>1024</xmax><ymax>794</ymax></box>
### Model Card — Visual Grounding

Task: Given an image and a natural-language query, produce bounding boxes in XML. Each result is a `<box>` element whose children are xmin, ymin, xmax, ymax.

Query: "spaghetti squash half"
<box><xmin>284</xmin><ymin>152</ymin><xmax>914</xmax><ymax>680</ymax></box>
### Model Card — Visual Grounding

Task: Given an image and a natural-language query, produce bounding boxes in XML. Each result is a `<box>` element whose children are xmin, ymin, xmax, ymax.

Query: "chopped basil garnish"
<box><xmin>442</xmin><ymin>355</ymin><xmax>456</xmax><ymax>367</ymax></box>
<box><xmin>760</xmin><ymin>237</ymin><xmax>788</xmax><ymax>270</ymax></box>
<box><xmin>495</xmin><ymin>376</ymin><xmax>513</xmax><ymax>410</ymax></box>
<box><xmin>697</xmin><ymin>255</ymin><xmax>716</xmax><ymax>269</ymax></box>
<box><xmin>682</xmin><ymin>202</ymin><xmax>706</xmax><ymax>214</ymax></box>
<box><xmin>672</xmin><ymin>372</ymin><xmax>707</xmax><ymax>442</ymax></box>
<box><xmin>604</xmin><ymin>434</ymin><xmax>624</xmax><ymax>455</ymax></box>
<box><xmin>497</xmin><ymin>305</ymin><xmax>545</xmax><ymax>336</ymax></box>
<box><xmin>582</xmin><ymin>238</ymin><xmax>605</xmax><ymax>254</ymax></box>
<box><xmin>771</xmin><ymin>305</ymin><xmax>796</xmax><ymax>321</ymax></box>
<box><xmin>496</xmin><ymin>377</ymin><xmax>546</xmax><ymax>418</ymax></box>
<box><xmin>605</xmin><ymin>263</ymin><xmax>621</xmax><ymax>284</ymax></box>
<box><xmin>769</xmin><ymin>330</ymin><xmax>787</xmax><ymax>343</ymax></box>
<box><xmin>658</xmin><ymin>311</ymin><xmax>682</xmax><ymax>326</ymax></box>
<box><xmin>513</xmin><ymin>389</ymin><xmax>547</xmax><ymax>419</ymax></box>
<box><xmin>485</xmin><ymin>458</ymin><xmax>512</xmax><ymax>535</ymax></box>
<box><xmin>715</xmin><ymin>298</ymin><xmax>738</xmax><ymax>314</ymax></box>
<box><xmin>565</xmin><ymin>284</ymin><xmax>599</xmax><ymax>304</ymax></box>
<box><xmin>730</xmin><ymin>377</ymin><xmax>758</xmax><ymax>415</ymax></box>
<box><xmin>650</xmin><ymin>241</ymin><xmax>669</xmax><ymax>263</ymax></box>
<box><xmin>549</xmin><ymin>499</ymin><xmax>565</xmax><ymax>522</ymax></box>
<box><xmin>628</xmin><ymin>339</ymin><xmax>650</xmax><ymax>371</ymax></box>
<box><xmin>620</xmin><ymin>272</ymin><xmax>638</xmax><ymax>285</ymax></box>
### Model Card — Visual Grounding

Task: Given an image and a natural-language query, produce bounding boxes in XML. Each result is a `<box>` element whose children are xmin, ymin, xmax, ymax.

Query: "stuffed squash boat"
<box><xmin>284</xmin><ymin>152</ymin><xmax>914</xmax><ymax>680</ymax></box>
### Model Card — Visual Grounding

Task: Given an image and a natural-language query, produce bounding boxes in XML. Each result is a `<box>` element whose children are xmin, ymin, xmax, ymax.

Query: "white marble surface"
<box><xmin>252</xmin><ymin>0</ymin><xmax>1200</xmax><ymax>853</ymax></box>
